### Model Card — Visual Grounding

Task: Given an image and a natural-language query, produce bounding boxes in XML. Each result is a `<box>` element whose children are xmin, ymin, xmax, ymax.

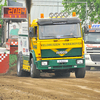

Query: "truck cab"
<box><xmin>17</xmin><ymin>12</ymin><xmax>86</xmax><ymax>78</ymax></box>
<box><xmin>84</xmin><ymin>24</ymin><xmax>100</xmax><ymax>70</ymax></box>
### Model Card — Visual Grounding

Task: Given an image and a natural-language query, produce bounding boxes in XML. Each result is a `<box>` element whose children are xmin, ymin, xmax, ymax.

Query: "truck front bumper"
<box><xmin>36</xmin><ymin>58</ymin><xmax>85</xmax><ymax>70</ymax></box>
<box><xmin>85</xmin><ymin>54</ymin><xmax>100</xmax><ymax>67</ymax></box>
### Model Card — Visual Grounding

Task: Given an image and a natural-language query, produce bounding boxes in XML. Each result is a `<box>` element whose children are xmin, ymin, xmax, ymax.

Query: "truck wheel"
<box><xmin>30</xmin><ymin>58</ymin><xmax>40</xmax><ymax>78</ymax></box>
<box><xmin>75</xmin><ymin>67</ymin><xmax>86</xmax><ymax>78</ymax></box>
<box><xmin>17</xmin><ymin>52</ymin><xmax>24</xmax><ymax>77</ymax></box>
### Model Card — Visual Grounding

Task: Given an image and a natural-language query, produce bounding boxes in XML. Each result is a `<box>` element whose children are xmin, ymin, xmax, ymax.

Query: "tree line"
<box><xmin>63</xmin><ymin>0</ymin><xmax>100</xmax><ymax>24</ymax></box>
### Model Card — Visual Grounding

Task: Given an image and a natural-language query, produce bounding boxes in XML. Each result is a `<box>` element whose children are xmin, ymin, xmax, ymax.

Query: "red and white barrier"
<box><xmin>0</xmin><ymin>48</ymin><xmax>9</xmax><ymax>73</ymax></box>
<box><xmin>11</xmin><ymin>42</ymin><xmax>18</xmax><ymax>45</ymax></box>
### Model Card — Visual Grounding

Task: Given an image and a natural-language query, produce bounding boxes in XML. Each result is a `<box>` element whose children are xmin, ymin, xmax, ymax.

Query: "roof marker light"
<box><xmin>40</xmin><ymin>13</ymin><xmax>44</xmax><ymax>18</ymax></box>
<box><xmin>72</xmin><ymin>12</ymin><xmax>76</xmax><ymax>17</ymax></box>
<box><xmin>63</xmin><ymin>12</ymin><xmax>68</xmax><ymax>17</ymax></box>
<box><xmin>54</xmin><ymin>12</ymin><xmax>59</xmax><ymax>18</ymax></box>
<box><xmin>59</xmin><ymin>12</ymin><xmax>63</xmax><ymax>17</ymax></box>
<box><xmin>49</xmin><ymin>13</ymin><xmax>54</xmax><ymax>18</ymax></box>
<box><xmin>88</xmin><ymin>25</ymin><xmax>91</xmax><ymax>29</ymax></box>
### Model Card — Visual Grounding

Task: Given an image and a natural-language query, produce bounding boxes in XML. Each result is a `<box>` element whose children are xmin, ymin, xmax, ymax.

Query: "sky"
<box><xmin>30</xmin><ymin>0</ymin><xmax>64</xmax><ymax>22</ymax></box>
<box><xmin>1</xmin><ymin>0</ymin><xmax>4</xmax><ymax>4</ymax></box>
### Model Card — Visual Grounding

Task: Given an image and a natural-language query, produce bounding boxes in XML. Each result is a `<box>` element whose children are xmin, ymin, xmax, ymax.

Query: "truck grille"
<box><xmin>90</xmin><ymin>54</ymin><xmax>100</xmax><ymax>61</ymax></box>
<box><xmin>53</xmin><ymin>65</ymin><xmax>72</xmax><ymax>69</ymax></box>
<box><xmin>41</xmin><ymin>48</ymin><xmax>82</xmax><ymax>58</ymax></box>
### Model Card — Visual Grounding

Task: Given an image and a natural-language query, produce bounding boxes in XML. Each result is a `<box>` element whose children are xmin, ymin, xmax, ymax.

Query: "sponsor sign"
<box><xmin>18</xmin><ymin>36</ymin><xmax>29</xmax><ymax>55</ymax></box>
<box><xmin>41</xmin><ymin>42</ymin><xmax>82</xmax><ymax>47</ymax></box>
<box><xmin>56</xmin><ymin>51</ymin><xmax>67</xmax><ymax>54</ymax></box>
<box><xmin>18</xmin><ymin>22</ymin><xmax>28</xmax><ymax>35</ymax></box>
<box><xmin>0</xmin><ymin>52</ymin><xmax>9</xmax><ymax>73</ymax></box>
<box><xmin>92</xmin><ymin>24</ymin><xmax>100</xmax><ymax>28</ymax></box>
<box><xmin>86</xmin><ymin>44</ymin><xmax>100</xmax><ymax>48</ymax></box>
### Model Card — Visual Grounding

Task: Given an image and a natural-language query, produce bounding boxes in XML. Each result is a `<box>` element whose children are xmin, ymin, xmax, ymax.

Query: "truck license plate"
<box><xmin>57</xmin><ymin>60</ymin><xmax>68</xmax><ymax>63</ymax></box>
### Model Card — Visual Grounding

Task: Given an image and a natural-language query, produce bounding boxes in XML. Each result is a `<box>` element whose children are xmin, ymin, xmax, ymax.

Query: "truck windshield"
<box><xmin>84</xmin><ymin>32</ymin><xmax>100</xmax><ymax>44</ymax></box>
<box><xmin>39</xmin><ymin>23</ymin><xmax>81</xmax><ymax>39</ymax></box>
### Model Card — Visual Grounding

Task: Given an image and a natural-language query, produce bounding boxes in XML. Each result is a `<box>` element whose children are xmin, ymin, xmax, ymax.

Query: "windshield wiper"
<box><xmin>61</xmin><ymin>35</ymin><xmax>77</xmax><ymax>38</ymax></box>
<box><xmin>85</xmin><ymin>41</ymin><xmax>98</xmax><ymax>43</ymax></box>
<box><xmin>42</xmin><ymin>36</ymin><xmax>58</xmax><ymax>39</ymax></box>
<box><xmin>42</xmin><ymin>35</ymin><xmax>79</xmax><ymax>39</ymax></box>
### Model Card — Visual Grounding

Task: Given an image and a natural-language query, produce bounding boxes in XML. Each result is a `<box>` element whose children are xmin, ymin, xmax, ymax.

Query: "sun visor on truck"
<box><xmin>37</xmin><ymin>17</ymin><xmax>80</xmax><ymax>25</ymax></box>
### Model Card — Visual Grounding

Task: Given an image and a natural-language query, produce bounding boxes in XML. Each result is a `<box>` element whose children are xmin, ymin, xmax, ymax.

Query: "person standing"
<box><xmin>10</xmin><ymin>25</ymin><xmax>19</xmax><ymax>36</ymax></box>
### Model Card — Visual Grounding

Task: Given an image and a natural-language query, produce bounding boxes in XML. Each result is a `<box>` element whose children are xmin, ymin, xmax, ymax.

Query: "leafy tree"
<box><xmin>0</xmin><ymin>0</ymin><xmax>7</xmax><ymax>43</ymax></box>
<box><xmin>62</xmin><ymin>0</ymin><xmax>100</xmax><ymax>24</ymax></box>
<box><xmin>0</xmin><ymin>0</ymin><xmax>7</xmax><ymax>23</ymax></box>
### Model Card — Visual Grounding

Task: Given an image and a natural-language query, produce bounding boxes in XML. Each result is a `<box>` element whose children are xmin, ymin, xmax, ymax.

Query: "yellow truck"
<box><xmin>17</xmin><ymin>12</ymin><xmax>86</xmax><ymax>78</ymax></box>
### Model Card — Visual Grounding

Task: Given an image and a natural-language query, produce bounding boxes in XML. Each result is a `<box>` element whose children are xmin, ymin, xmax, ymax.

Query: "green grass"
<box><xmin>9</xmin><ymin>54</ymin><xmax>18</xmax><ymax>68</ymax></box>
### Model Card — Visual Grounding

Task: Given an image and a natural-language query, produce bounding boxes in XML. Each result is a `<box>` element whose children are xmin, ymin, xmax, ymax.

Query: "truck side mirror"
<box><xmin>29</xmin><ymin>27</ymin><xmax>34</xmax><ymax>37</ymax></box>
<box><xmin>84</xmin><ymin>26</ymin><xmax>89</xmax><ymax>33</ymax></box>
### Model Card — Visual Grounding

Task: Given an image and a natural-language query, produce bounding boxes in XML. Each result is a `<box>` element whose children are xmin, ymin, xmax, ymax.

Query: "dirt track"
<box><xmin>0</xmin><ymin>71</ymin><xmax>100</xmax><ymax>100</ymax></box>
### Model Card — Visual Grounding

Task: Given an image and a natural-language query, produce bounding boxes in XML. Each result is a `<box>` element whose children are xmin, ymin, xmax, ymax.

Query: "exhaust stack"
<box><xmin>25</xmin><ymin>0</ymin><xmax>32</xmax><ymax>27</ymax></box>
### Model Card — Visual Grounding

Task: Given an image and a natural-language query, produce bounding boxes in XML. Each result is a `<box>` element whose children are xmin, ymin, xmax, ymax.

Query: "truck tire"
<box><xmin>17</xmin><ymin>52</ymin><xmax>25</xmax><ymax>77</ymax></box>
<box><xmin>17</xmin><ymin>52</ymin><xmax>30</xmax><ymax>77</ymax></box>
<box><xmin>75</xmin><ymin>67</ymin><xmax>86</xmax><ymax>78</ymax></box>
<box><xmin>30</xmin><ymin>58</ymin><xmax>40</xmax><ymax>78</ymax></box>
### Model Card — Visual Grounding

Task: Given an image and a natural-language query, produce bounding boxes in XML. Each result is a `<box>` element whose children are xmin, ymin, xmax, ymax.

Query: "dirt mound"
<box><xmin>6</xmin><ymin>65</ymin><xmax>17</xmax><ymax>76</ymax></box>
<box><xmin>5</xmin><ymin>54</ymin><xmax>18</xmax><ymax>76</ymax></box>
<box><xmin>40</xmin><ymin>73</ymin><xmax>55</xmax><ymax>78</ymax></box>
<box><xmin>0</xmin><ymin>65</ymin><xmax>17</xmax><ymax>76</ymax></box>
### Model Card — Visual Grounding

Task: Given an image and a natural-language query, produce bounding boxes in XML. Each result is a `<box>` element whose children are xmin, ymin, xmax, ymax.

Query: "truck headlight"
<box><xmin>41</xmin><ymin>61</ymin><xmax>48</xmax><ymax>66</ymax></box>
<box><xmin>76</xmin><ymin>60</ymin><xmax>83</xmax><ymax>64</ymax></box>
<box><xmin>85</xmin><ymin>57</ymin><xmax>89</xmax><ymax>60</ymax></box>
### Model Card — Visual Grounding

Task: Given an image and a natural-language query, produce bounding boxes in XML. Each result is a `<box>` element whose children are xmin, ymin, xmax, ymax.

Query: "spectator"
<box><xmin>10</xmin><ymin>25</ymin><xmax>19</xmax><ymax>36</ymax></box>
